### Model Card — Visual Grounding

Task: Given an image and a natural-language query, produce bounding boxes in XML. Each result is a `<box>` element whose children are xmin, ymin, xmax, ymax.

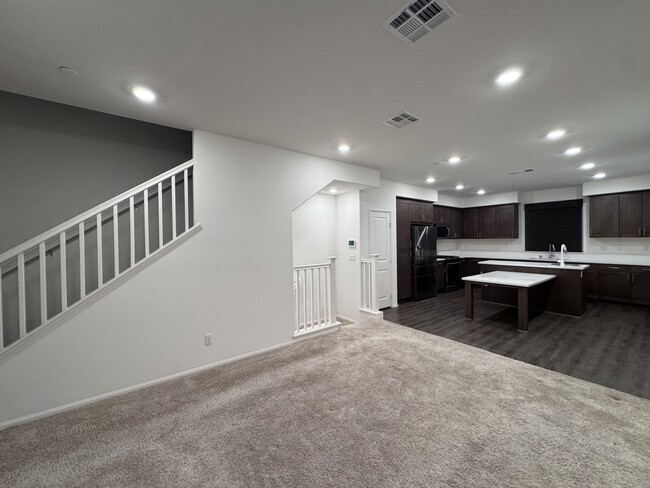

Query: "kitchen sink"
<box><xmin>548</xmin><ymin>263</ymin><xmax>581</xmax><ymax>267</ymax></box>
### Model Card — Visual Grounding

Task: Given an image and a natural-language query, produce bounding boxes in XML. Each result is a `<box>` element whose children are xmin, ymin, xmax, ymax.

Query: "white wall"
<box><xmin>0</xmin><ymin>130</ymin><xmax>379</xmax><ymax>426</ymax></box>
<box><xmin>360</xmin><ymin>180</ymin><xmax>440</xmax><ymax>308</ymax></box>
<box><xmin>335</xmin><ymin>191</ymin><xmax>361</xmax><ymax>320</ymax></box>
<box><xmin>292</xmin><ymin>194</ymin><xmax>337</xmax><ymax>266</ymax></box>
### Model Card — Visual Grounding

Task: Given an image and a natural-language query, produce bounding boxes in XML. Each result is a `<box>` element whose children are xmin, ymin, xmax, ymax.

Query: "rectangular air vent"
<box><xmin>383</xmin><ymin>0</ymin><xmax>457</xmax><ymax>46</ymax></box>
<box><xmin>383</xmin><ymin>111</ymin><xmax>421</xmax><ymax>129</ymax></box>
<box><xmin>507</xmin><ymin>168</ymin><xmax>536</xmax><ymax>175</ymax></box>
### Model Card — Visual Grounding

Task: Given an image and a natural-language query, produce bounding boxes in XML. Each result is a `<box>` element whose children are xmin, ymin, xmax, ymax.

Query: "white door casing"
<box><xmin>369</xmin><ymin>210</ymin><xmax>391</xmax><ymax>309</ymax></box>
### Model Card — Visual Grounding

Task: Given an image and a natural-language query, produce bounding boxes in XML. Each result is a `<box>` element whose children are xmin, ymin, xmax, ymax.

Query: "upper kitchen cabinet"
<box><xmin>434</xmin><ymin>205</ymin><xmax>463</xmax><ymax>239</ymax></box>
<box><xmin>496</xmin><ymin>204</ymin><xmax>519</xmax><ymax>238</ymax></box>
<box><xmin>590</xmin><ymin>191</ymin><xmax>650</xmax><ymax>237</ymax></box>
<box><xmin>408</xmin><ymin>200</ymin><xmax>433</xmax><ymax>224</ymax></box>
<box><xmin>462</xmin><ymin>204</ymin><xmax>518</xmax><ymax>239</ymax></box>
<box><xmin>589</xmin><ymin>194</ymin><xmax>619</xmax><ymax>237</ymax></box>
<box><xmin>463</xmin><ymin>208</ymin><xmax>480</xmax><ymax>238</ymax></box>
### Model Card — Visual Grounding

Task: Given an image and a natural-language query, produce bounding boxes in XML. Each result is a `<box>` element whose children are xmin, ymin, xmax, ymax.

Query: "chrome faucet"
<box><xmin>559</xmin><ymin>244</ymin><xmax>567</xmax><ymax>266</ymax></box>
<box><xmin>548</xmin><ymin>244</ymin><xmax>556</xmax><ymax>259</ymax></box>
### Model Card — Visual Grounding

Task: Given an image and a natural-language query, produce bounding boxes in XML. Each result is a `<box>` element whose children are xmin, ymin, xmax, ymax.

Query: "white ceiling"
<box><xmin>1</xmin><ymin>0</ymin><xmax>649</xmax><ymax>195</ymax></box>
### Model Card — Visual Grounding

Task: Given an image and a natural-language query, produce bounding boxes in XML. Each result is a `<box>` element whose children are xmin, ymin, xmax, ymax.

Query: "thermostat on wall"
<box><xmin>348</xmin><ymin>239</ymin><xmax>356</xmax><ymax>247</ymax></box>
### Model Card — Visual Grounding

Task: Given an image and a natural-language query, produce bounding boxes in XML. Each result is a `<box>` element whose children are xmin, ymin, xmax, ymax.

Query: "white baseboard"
<box><xmin>359</xmin><ymin>308</ymin><xmax>384</xmax><ymax>319</ymax></box>
<box><xmin>293</xmin><ymin>322</ymin><xmax>340</xmax><ymax>340</ymax></box>
<box><xmin>0</xmin><ymin>337</ymin><xmax>294</xmax><ymax>431</ymax></box>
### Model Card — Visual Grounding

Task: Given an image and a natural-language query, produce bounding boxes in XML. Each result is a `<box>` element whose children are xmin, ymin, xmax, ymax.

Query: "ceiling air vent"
<box><xmin>383</xmin><ymin>0</ymin><xmax>457</xmax><ymax>46</ymax></box>
<box><xmin>383</xmin><ymin>111</ymin><xmax>421</xmax><ymax>129</ymax></box>
<box><xmin>507</xmin><ymin>168</ymin><xmax>536</xmax><ymax>175</ymax></box>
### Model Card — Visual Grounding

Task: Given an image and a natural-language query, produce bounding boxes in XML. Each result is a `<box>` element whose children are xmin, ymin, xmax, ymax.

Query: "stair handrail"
<box><xmin>0</xmin><ymin>159</ymin><xmax>194</xmax><ymax>264</ymax></box>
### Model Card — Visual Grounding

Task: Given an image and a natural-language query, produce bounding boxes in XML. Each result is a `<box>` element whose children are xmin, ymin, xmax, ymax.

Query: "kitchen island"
<box><xmin>463</xmin><ymin>271</ymin><xmax>556</xmax><ymax>331</ymax></box>
<box><xmin>478</xmin><ymin>260</ymin><xmax>590</xmax><ymax>317</ymax></box>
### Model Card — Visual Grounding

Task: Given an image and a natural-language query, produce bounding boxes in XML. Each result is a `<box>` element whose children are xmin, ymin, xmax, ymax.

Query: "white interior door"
<box><xmin>369</xmin><ymin>210</ymin><xmax>391</xmax><ymax>309</ymax></box>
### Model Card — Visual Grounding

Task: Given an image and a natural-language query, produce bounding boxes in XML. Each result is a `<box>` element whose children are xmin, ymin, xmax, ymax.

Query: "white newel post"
<box><xmin>328</xmin><ymin>256</ymin><xmax>337</xmax><ymax>324</ymax></box>
<box><xmin>370</xmin><ymin>254</ymin><xmax>379</xmax><ymax>312</ymax></box>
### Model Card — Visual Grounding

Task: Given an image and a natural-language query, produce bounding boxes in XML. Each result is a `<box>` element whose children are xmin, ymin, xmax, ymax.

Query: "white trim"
<box><xmin>292</xmin><ymin>321</ymin><xmax>340</xmax><ymax>339</ymax></box>
<box><xmin>0</xmin><ymin>330</ymin><xmax>293</xmax><ymax>431</ymax></box>
<box><xmin>359</xmin><ymin>308</ymin><xmax>384</xmax><ymax>319</ymax></box>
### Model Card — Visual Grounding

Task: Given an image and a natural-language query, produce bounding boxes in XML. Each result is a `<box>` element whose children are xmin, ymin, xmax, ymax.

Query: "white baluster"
<box><xmin>158</xmin><ymin>181</ymin><xmax>164</xmax><ymax>248</ymax></box>
<box><xmin>97</xmin><ymin>213</ymin><xmax>103</xmax><ymax>289</ymax></box>
<box><xmin>60</xmin><ymin>232</ymin><xmax>67</xmax><ymax>311</ymax></box>
<box><xmin>370</xmin><ymin>254</ymin><xmax>380</xmax><ymax>312</ymax></box>
<box><xmin>171</xmin><ymin>175</ymin><xmax>177</xmax><ymax>240</ymax></box>
<box><xmin>39</xmin><ymin>242</ymin><xmax>47</xmax><ymax>324</ymax></box>
<box><xmin>184</xmin><ymin>168</ymin><xmax>189</xmax><ymax>232</ymax></box>
<box><xmin>316</xmin><ymin>267</ymin><xmax>321</xmax><ymax>328</ymax></box>
<box><xmin>302</xmin><ymin>269</ymin><xmax>306</xmax><ymax>333</ymax></box>
<box><xmin>129</xmin><ymin>196</ymin><xmax>135</xmax><ymax>267</ymax></box>
<box><xmin>17</xmin><ymin>253</ymin><xmax>27</xmax><ymax>338</ymax></box>
<box><xmin>144</xmin><ymin>189</ymin><xmax>150</xmax><ymax>257</ymax></box>
<box><xmin>79</xmin><ymin>222</ymin><xmax>86</xmax><ymax>299</ymax></box>
<box><xmin>113</xmin><ymin>205</ymin><xmax>119</xmax><ymax>277</ymax></box>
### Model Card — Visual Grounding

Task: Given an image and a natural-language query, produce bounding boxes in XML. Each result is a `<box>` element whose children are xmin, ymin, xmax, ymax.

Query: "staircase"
<box><xmin>0</xmin><ymin>160</ymin><xmax>198</xmax><ymax>355</ymax></box>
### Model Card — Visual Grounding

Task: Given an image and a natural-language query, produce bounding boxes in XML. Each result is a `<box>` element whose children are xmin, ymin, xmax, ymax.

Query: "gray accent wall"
<box><xmin>0</xmin><ymin>90</ymin><xmax>192</xmax><ymax>253</ymax></box>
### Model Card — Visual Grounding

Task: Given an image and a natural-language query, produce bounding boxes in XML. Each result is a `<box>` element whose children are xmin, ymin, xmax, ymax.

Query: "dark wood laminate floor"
<box><xmin>383</xmin><ymin>289</ymin><xmax>650</xmax><ymax>399</ymax></box>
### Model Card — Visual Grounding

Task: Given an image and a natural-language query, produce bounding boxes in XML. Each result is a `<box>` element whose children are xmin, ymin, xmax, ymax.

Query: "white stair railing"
<box><xmin>293</xmin><ymin>257</ymin><xmax>339</xmax><ymax>337</ymax></box>
<box><xmin>360</xmin><ymin>254</ymin><xmax>379</xmax><ymax>313</ymax></box>
<box><xmin>0</xmin><ymin>160</ymin><xmax>198</xmax><ymax>355</ymax></box>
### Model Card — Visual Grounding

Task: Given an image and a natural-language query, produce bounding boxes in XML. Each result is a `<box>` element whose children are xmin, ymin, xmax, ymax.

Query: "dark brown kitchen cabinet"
<box><xmin>396</xmin><ymin>199</ymin><xmax>412</xmax><ymax>301</ymax></box>
<box><xmin>618</xmin><ymin>192</ymin><xmax>644</xmax><ymax>237</ymax></box>
<box><xmin>450</xmin><ymin>207</ymin><xmax>463</xmax><ymax>238</ymax></box>
<box><xmin>597</xmin><ymin>264</ymin><xmax>631</xmax><ymax>302</ymax></box>
<box><xmin>463</xmin><ymin>208</ymin><xmax>480</xmax><ymax>238</ymax></box>
<box><xmin>496</xmin><ymin>204</ymin><xmax>519</xmax><ymax>238</ymax></box>
<box><xmin>644</xmin><ymin>192</ymin><xmax>650</xmax><ymax>236</ymax></box>
<box><xmin>584</xmin><ymin>268</ymin><xmax>598</xmax><ymax>299</ymax></box>
<box><xmin>631</xmin><ymin>266</ymin><xmax>650</xmax><ymax>305</ymax></box>
<box><xmin>434</xmin><ymin>205</ymin><xmax>463</xmax><ymax>239</ymax></box>
<box><xmin>436</xmin><ymin>262</ymin><xmax>445</xmax><ymax>293</ymax></box>
<box><xmin>409</xmin><ymin>200</ymin><xmax>433</xmax><ymax>224</ymax></box>
<box><xmin>465</xmin><ymin>258</ymin><xmax>481</xmax><ymax>277</ymax></box>
<box><xmin>589</xmin><ymin>194</ymin><xmax>619</xmax><ymax>237</ymax></box>
<box><xmin>478</xmin><ymin>207</ymin><xmax>496</xmax><ymax>238</ymax></box>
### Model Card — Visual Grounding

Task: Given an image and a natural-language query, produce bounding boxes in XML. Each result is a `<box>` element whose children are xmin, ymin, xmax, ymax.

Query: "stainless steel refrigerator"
<box><xmin>411</xmin><ymin>224</ymin><xmax>437</xmax><ymax>300</ymax></box>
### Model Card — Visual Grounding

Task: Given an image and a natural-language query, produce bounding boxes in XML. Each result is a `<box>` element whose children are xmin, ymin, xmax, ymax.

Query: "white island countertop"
<box><xmin>463</xmin><ymin>271</ymin><xmax>556</xmax><ymax>288</ymax></box>
<box><xmin>478</xmin><ymin>260</ymin><xmax>590</xmax><ymax>271</ymax></box>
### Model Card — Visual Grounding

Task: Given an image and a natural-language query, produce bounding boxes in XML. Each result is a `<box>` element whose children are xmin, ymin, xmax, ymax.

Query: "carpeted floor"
<box><xmin>1</xmin><ymin>319</ymin><xmax>649</xmax><ymax>487</ymax></box>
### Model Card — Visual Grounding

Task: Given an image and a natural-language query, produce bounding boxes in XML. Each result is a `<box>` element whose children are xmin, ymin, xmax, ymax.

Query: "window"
<box><xmin>524</xmin><ymin>199</ymin><xmax>583</xmax><ymax>252</ymax></box>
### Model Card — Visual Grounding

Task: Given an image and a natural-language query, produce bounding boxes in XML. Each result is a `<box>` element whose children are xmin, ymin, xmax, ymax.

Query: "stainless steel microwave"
<box><xmin>436</xmin><ymin>225</ymin><xmax>450</xmax><ymax>238</ymax></box>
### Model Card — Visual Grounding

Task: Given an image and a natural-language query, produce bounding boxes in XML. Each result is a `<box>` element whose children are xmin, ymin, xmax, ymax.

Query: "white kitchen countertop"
<box><xmin>463</xmin><ymin>271</ymin><xmax>556</xmax><ymax>288</ymax></box>
<box><xmin>451</xmin><ymin>250</ymin><xmax>650</xmax><ymax>266</ymax></box>
<box><xmin>478</xmin><ymin>260</ymin><xmax>590</xmax><ymax>271</ymax></box>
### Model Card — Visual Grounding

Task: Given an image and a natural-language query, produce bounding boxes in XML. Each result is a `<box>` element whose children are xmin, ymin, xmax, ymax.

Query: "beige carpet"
<box><xmin>1</xmin><ymin>319</ymin><xmax>649</xmax><ymax>487</ymax></box>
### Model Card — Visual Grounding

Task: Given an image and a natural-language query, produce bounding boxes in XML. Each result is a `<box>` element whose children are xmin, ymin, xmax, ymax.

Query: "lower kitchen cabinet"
<box><xmin>436</xmin><ymin>262</ymin><xmax>445</xmax><ymax>293</ymax></box>
<box><xmin>631</xmin><ymin>266</ymin><xmax>650</xmax><ymax>305</ymax></box>
<box><xmin>584</xmin><ymin>268</ymin><xmax>598</xmax><ymax>299</ymax></box>
<box><xmin>597</xmin><ymin>264</ymin><xmax>631</xmax><ymax>302</ymax></box>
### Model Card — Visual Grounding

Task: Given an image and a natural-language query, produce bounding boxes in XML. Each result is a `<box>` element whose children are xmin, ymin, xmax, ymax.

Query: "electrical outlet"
<box><xmin>204</xmin><ymin>333</ymin><xmax>213</xmax><ymax>346</ymax></box>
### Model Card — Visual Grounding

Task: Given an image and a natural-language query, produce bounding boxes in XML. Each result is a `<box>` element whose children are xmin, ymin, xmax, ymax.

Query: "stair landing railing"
<box><xmin>0</xmin><ymin>160</ymin><xmax>198</xmax><ymax>355</ymax></box>
<box><xmin>293</xmin><ymin>257</ymin><xmax>338</xmax><ymax>337</ymax></box>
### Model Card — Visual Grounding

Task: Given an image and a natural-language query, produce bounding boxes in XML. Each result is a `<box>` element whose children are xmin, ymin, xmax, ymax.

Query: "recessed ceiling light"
<box><xmin>564</xmin><ymin>146</ymin><xmax>582</xmax><ymax>156</ymax></box>
<box><xmin>546</xmin><ymin>129</ymin><xmax>566</xmax><ymax>140</ymax></box>
<box><xmin>455</xmin><ymin>184</ymin><xmax>464</xmax><ymax>190</ymax></box>
<box><xmin>477</xmin><ymin>189</ymin><xmax>486</xmax><ymax>195</ymax></box>
<box><xmin>425</xmin><ymin>177</ymin><xmax>435</xmax><ymax>184</ymax></box>
<box><xmin>593</xmin><ymin>172</ymin><xmax>606</xmax><ymax>179</ymax></box>
<box><xmin>328</xmin><ymin>188</ymin><xmax>338</xmax><ymax>194</ymax></box>
<box><xmin>580</xmin><ymin>162</ymin><xmax>595</xmax><ymax>170</ymax></box>
<box><xmin>131</xmin><ymin>84</ymin><xmax>157</xmax><ymax>103</ymax></box>
<box><xmin>448</xmin><ymin>156</ymin><xmax>461</xmax><ymax>164</ymax></box>
<box><xmin>338</xmin><ymin>144</ymin><xmax>350</xmax><ymax>153</ymax></box>
<box><xmin>495</xmin><ymin>67</ymin><xmax>523</xmax><ymax>87</ymax></box>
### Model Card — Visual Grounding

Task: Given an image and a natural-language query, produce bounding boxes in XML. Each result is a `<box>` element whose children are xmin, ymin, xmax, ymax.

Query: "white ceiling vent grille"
<box><xmin>383</xmin><ymin>111</ymin><xmax>421</xmax><ymax>129</ymax></box>
<box><xmin>507</xmin><ymin>168</ymin><xmax>536</xmax><ymax>175</ymax></box>
<box><xmin>383</xmin><ymin>0</ymin><xmax>457</xmax><ymax>46</ymax></box>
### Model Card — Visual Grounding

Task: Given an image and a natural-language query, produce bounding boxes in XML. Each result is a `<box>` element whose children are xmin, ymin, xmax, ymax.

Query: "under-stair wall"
<box><xmin>0</xmin><ymin>130</ymin><xmax>380</xmax><ymax>427</ymax></box>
